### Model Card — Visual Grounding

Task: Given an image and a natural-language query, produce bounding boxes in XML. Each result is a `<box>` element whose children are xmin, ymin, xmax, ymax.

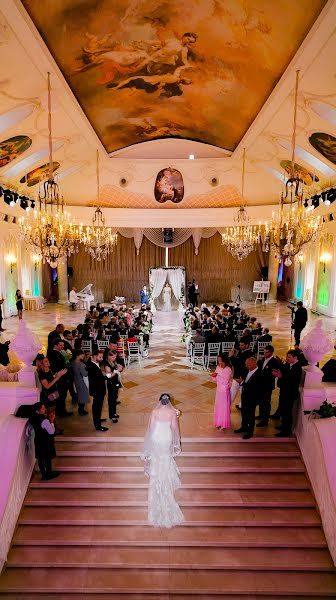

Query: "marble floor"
<box><xmin>1</xmin><ymin>301</ymin><xmax>335</xmax><ymax>439</ymax></box>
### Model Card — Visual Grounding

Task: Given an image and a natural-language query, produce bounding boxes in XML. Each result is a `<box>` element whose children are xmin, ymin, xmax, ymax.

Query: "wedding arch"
<box><xmin>149</xmin><ymin>267</ymin><xmax>186</xmax><ymax>312</ymax></box>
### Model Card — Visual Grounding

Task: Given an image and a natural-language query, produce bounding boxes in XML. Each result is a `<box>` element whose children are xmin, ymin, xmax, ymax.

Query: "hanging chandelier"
<box><xmin>221</xmin><ymin>148</ymin><xmax>263</xmax><ymax>260</ymax></box>
<box><xmin>264</xmin><ymin>70</ymin><xmax>321</xmax><ymax>266</ymax></box>
<box><xmin>80</xmin><ymin>150</ymin><xmax>117</xmax><ymax>261</ymax></box>
<box><xmin>18</xmin><ymin>73</ymin><xmax>80</xmax><ymax>268</ymax></box>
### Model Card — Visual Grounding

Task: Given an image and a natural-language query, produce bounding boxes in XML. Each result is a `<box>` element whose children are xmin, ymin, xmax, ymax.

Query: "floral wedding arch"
<box><xmin>149</xmin><ymin>267</ymin><xmax>185</xmax><ymax>312</ymax></box>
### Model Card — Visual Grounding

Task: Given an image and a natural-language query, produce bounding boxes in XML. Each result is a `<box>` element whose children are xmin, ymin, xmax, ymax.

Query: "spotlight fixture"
<box><xmin>30</xmin><ymin>200</ymin><xmax>35</xmax><ymax>209</ymax></box>
<box><xmin>19</xmin><ymin>196</ymin><xmax>28</xmax><ymax>210</ymax></box>
<box><xmin>303</xmin><ymin>199</ymin><xmax>309</xmax><ymax>208</ymax></box>
<box><xmin>4</xmin><ymin>191</ymin><xmax>14</xmax><ymax>206</ymax></box>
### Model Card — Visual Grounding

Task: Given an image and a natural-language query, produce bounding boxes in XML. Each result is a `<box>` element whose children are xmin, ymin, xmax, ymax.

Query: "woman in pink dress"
<box><xmin>211</xmin><ymin>354</ymin><xmax>232</xmax><ymax>429</ymax></box>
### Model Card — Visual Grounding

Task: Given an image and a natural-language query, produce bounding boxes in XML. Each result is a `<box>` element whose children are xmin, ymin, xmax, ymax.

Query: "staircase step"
<box><xmin>13</xmin><ymin>524</ymin><xmax>328</xmax><ymax>548</ymax></box>
<box><xmin>19</xmin><ymin>505</ymin><xmax>320</xmax><ymax>526</ymax></box>
<box><xmin>55</xmin><ymin>436</ymin><xmax>297</xmax><ymax>444</ymax></box>
<box><xmin>55</xmin><ymin>440</ymin><xmax>300</xmax><ymax>455</ymax></box>
<box><xmin>1</xmin><ymin>568</ymin><xmax>336</xmax><ymax>595</ymax></box>
<box><xmin>25</xmin><ymin>488</ymin><xmax>314</xmax><ymax>506</ymax></box>
<box><xmin>30</xmin><ymin>470</ymin><xmax>310</xmax><ymax>487</ymax></box>
<box><xmin>6</xmin><ymin>545</ymin><xmax>334</xmax><ymax>570</ymax></box>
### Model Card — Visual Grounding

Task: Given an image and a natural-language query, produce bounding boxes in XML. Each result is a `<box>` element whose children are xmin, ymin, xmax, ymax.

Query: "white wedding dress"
<box><xmin>162</xmin><ymin>285</ymin><xmax>172</xmax><ymax>312</ymax></box>
<box><xmin>142</xmin><ymin>404</ymin><xmax>184</xmax><ymax>528</ymax></box>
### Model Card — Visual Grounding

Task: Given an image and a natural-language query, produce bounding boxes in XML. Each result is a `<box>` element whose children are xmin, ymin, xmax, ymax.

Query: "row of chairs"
<box><xmin>186</xmin><ymin>340</ymin><xmax>269</xmax><ymax>370</ymax></box>
<box><xmin>81</xmin><ymin>337</ymin><xmax>146</xmax><ymax>368</ymax></box>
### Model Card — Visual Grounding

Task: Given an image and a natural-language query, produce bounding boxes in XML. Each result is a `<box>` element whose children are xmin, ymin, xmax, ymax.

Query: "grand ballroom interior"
<box><xmin>0</xmin><ymin>0</ymin><xmax>336</xmax><ymax>597</ymax></box>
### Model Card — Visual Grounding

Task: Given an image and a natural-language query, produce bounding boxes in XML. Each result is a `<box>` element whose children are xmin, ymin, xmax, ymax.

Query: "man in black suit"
<box><xmin>234</xmin><ymin>357</ymin><xmax>262</xmax><ymax>439</ymax></box>
<box><xmin>257</xmin><ymin>328</ymin><xmax>272</xmax><ymax>343</ymax></box>
<box><xmin>87</xmin><ymin>349</ymin><xmax>108</xmax><ymax>432</ymax></box>
<box><xmin>47</xmin><ymin>338</ymin><xmax>73</xmax><ymax>417</ymax></box>
<box><xmin>229</xmin><ymin>340</ymin><xmax>254</xmax><ymax>406</ymax></box>
<box><xmin>293</xmin><ymin>301</ymin><xmax>308</xmax><ymax>345</ymax></box>
<box><xmin>272</xmin><ymin>349</ymin><xmax>302</xmax><ymax>437</ymax></box>
<box><xmin>47</xmin><ymin>323</ymin><xmax>65</xmax><ymax>350</ymax></box>
<box><xmin>256</xmin><ymin>345</ymin><xmax>279</xmax><ymax>427</ymax></box>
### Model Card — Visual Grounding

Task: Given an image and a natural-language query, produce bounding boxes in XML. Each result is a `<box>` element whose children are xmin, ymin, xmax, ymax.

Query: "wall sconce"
<box><xmin>32</xmin><ymin>254</ymin><xmax>40</xmax><ymax>271</ymax></box>
<box><xmin>320</xmin><ymin>251</ymin><xmax>332</xmax><ymax>273</ymax></box>
<box><xmin>5</xmin><ymin>254</ymin><xmax>17</xmax><ymax>273</ymax></box>
<box><xmin>297</xmin><ymin>252</ymin><xmax>304</xmax><ymax>270</ymax></box>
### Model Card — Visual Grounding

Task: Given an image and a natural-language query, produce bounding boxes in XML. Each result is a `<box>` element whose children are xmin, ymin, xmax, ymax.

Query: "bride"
<box><xmin>142</xmin><ymin>393</ymin><xmax>184</xmax><ymax>528</ymax></box>
<box><xmin>162</xmin><ymin>283</ymin><xmax>172</xmax><ymax>312</ymax></box>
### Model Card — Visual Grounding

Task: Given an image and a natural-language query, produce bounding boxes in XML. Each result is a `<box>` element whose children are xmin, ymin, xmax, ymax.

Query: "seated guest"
<box><xmin>234</xmin><ymin>318</ymin><xmax>246</xmax><ymax>331</ymax></box>
<box><xmin>0</xmin><ymin>340</ymin><xmax>10</xmax><ymax>366</ymax></box>
<box><xmin>69</xmin><ymin>287</ymin><xmax>79</xmax><ymax>309</ymax></box>
<box><xmin>29</xmin><ymin>402</ymin><xmax>59</xmax><ymax>480</ymax></box>
<box><xmin>191</xmin><ymin>328</ymin><xmax>206</xmax><ymax>345</ymax></box>
<box><xmin>258</xmin><ymin>327</ymin><xmax>272</xmax><ymax>342</ymax></box>
<box><xmin>201</xmin><ymin>303</ymin><xmax>210</xmax><ymax>317</ymax></box>
<box><xmin>206</xmin><ymin>325</ymin><xmax>222</xmax><ymax>346</ymax></box>
<box><xmin>248</xmin><ymin>317</ymin><xmax>257</xmax><ymax>329</ymax></box>
<box><xmin>254</xmin><ymin>322</ymin><xmax>263</xmax><ymax>337</ymax></box>
<box><xmin>241</xmin><ymin>328</ymin><xmax>253</xmax><ymax>345</ymax></box>
<box><xmin>321</xmin><ymin>344</ymin><xmax>336</xmax><ymax>382</ymax></box>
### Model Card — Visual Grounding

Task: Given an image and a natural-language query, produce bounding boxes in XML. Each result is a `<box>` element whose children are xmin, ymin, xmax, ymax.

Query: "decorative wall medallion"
<box><xmin>280</xmin><ymin>160</ymin><xmax>319</xmax><ymax>184</ymax></box>
<box><xmin>309</xmin><ymin>132</ymin><xmax>336</xmax><ymax>165</ymax></box>
<box><xmin>154</xmin><ymin>167</ymin><xmax>184</xmax><ymax>204</ymax></box>
<box><xmin>0</xmin><ymin>135</ymin><xmax>32</xmax><ymax>168</ymax></box>
<box><xmin>20</xmin><ymin>161</ymin><xmax>60</xmax><ymax>186</ymax></box>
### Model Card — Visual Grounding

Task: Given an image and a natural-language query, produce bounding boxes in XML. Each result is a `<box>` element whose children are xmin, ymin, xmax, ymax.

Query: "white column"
<box><xmin>57</xmin><ymin>259</ymin><xmax>69</xmax><ymax>304</ymax></box>
<box><xmin>311</xmin><ymin>239</ymin><xmax>320</xmax><ymax>312</ymax></box>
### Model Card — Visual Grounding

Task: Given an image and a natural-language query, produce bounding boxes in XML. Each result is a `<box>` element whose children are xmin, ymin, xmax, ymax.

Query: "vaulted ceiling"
<box><xmin>0</xmin><ymin>0</ymin><xmax>336</xmax><ymax>214</ymax></box>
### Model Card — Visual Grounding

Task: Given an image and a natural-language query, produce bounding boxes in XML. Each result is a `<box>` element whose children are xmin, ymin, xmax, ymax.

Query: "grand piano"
<box><xmin>77</xmin><ymin>284</ymin><xmax>94</xmax><ymax>310</ymax></box>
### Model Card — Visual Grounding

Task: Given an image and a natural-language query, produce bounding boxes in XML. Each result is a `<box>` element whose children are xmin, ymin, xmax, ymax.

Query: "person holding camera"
<box><xmin>292</xmin><ymin>301</ymin><xmax>308</xmax><ymax>345</ymax></box>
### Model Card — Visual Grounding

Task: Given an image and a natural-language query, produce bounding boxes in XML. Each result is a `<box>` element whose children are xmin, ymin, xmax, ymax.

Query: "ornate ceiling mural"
<box><xmin>19</xmin><ymin>162</ymin><xmax>60</xmax><ymax>186</ymax></box>
<box><xmin>0</xmin><ymin>135</ymin><xmax>32</xmax><ymax>169</ymax></box>
<box><xmin>21</xmin><ymin>0</ymin><xmax>327</xmax><ymax>154</ymax></box>
<box><xmin>279</xmin><ymin>160</ymin><xmax>319</xmax><ymax>185</ymax></box>
<box><xmin>309</xmin><ymin>132</ymin><xmax>336</xmax><ymax>165</ymax></box>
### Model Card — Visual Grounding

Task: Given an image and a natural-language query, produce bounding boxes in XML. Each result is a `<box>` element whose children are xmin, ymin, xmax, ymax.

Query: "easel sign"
<box><xmin>253</xmin><ymin>281</ymin><xmax>270</xmax><ymax>304</ymax></box>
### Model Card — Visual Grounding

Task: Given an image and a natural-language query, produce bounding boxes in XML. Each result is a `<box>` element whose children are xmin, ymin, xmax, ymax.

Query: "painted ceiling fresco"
<box><xmin>21</xmin><ymin>0</ymin><xmax>327</xmax><ymax>154</ymax></box>
<box><xmin>0</xmin><ymin>135</ymin><xmax>32</xmax><ymax>169</ymax></box>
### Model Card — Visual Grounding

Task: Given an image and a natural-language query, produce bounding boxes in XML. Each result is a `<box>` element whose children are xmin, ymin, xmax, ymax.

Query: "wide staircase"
<box><xmin>0</xmin><ymin>436</ymin><xmax>336</xmax><ymax>598</ymax></box>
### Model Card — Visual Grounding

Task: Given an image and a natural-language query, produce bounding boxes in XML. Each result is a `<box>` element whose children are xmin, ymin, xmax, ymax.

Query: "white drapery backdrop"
<box><xmin>167</xmin><ymin>268</ymin><xmax>185</xmax><ymax>312</ymax></box>
<box><xmin>149</xmin><ymin>267</ymin><xmax>185</xmax><ymax>312</ymax></box>
<box><xmin>149</xmin><ymin>268</ymin><xmax>167</xmax><ymax>313</ymax></box>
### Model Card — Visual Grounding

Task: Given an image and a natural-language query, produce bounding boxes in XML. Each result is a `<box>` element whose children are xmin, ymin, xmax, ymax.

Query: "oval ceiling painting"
<box><xmin>0</xmin><ymin>135</ymin><xmax>32</xmax><ymax>169</ymax></box>
<box><xmin>20</xmin><ymin>162</ymin><xmax>60</xmax><ymax>187</ymax></box>
<box><xmin>280</xmin><ymin>160</ymin><xmax>319</xmax><ymax>185</ymax></box>
<box><xmin>154</xmin><ymin>167</ymin><xmax>184</xmax><ymax>204</ymax></box>
<box><xmin>309</xmin><ymin>132</ymin><xmax>336</xmax><ymax>165</ymax></box>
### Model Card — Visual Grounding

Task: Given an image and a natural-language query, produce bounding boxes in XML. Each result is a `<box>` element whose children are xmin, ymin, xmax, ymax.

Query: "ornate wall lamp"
<box><xmin>32</xmin><ymin>254</ymin><xmax>40</xmax><ymax>271</ymax></box>
<box><xmin>6</xmin><ymin>254</ymin><xmax>17</xmax><ymax>273</ymax></box>
<box><xmin>320</xmin><ymin>251</ymin><xmax>332</xmax><ymax>273</ymax></box>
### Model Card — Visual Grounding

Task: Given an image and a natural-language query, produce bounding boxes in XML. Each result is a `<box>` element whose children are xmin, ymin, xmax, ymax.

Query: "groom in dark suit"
<box><xmin>234</xmin><ymin>357</ymin><xmax>262</xmax><ymax>439</ymax></box>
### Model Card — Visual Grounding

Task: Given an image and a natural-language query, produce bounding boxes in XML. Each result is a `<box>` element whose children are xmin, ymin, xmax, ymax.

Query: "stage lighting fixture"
<box><xmin>4</xmin><ymin>190</ymin><xmax>14</xmax><ymax>206</ymax></box>
<box><xmin>30</xmin><ymin>200</ymin><xmax>35</xmax><ymax>209</ymax></box>
<box><xmin>19</xmin><ymin>196</ymin><xmax>28</xmax><ymax>210</ymax></box>
<box><xmin>304</xmin><ymin>199</ymin><xmax>309</xmax><ymax>208</ymax></box>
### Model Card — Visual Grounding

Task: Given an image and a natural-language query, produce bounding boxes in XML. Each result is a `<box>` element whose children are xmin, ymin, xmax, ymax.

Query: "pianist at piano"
<box><xmin>76</xmin><ymin>284</ymin><xmax>95</xmax><ymax>311</ymax></box>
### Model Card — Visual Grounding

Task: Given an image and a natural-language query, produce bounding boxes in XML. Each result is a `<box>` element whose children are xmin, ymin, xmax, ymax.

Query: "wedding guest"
<box><xmin>29</xmin><ymin>402</ymin><xmax>59</xmax><ymax>480</ymax></box>
<box><xmin>293</xmin><ymin>301</ymin><xmax>308</xmax><ymax>345</ymax></box>
<box><xmin>234</xmin><ymin>357</ymin><xmax>262</xmax><ymax>439</ymax></box>
<box><xmin>211</xmin><ymin>354</ymin><xmax>232</xmax><ymax>430</ymax></box>
<box><xmin>229</xmin><ymin>340</ymin><xmax>253</xmax><ymax>405</ymax></box>
<box><xmin>258</xmin><ymin>327</ymin><xmax>272</xmax><ymax>342</ymax></box>
<box><xmin>15</xmin><ymin>289</ymin><xmax>23</xmax><ymax>320</ymax></box>
<box><xmin>256</xmin><ymin>345</ymin><xmax>278</xmax><ymax>427</ymax></box>
<box><xmin>191</xmin><ymin>328</ymin><xmax>206</xmax><ymax>345</ymax></box>
<box><xmin>272</xmin><ymin>349</ymin><xmax>302</xmax><ymax>437</ymax></box>
<box><xmin>47</xmin><ymin>339</ymin><xmax>73</xmax><ymax>417</ymax></box>
<box><xmin>47</xmin><ymin>324</ymin><xmax>65</xmax><ymax>350</ymax></box>
<box><xmin>71</xmin><ymin>349</ymin><xmax>90</xmax><ymax>415</ymax></box>
<box><xmin>294</xmin><ymin>344</ymin><xmax>309</xmax><ymax>367</ymax></box>
<box><xmin>86</xmin><ymin>349</ymin><xmax>108</xmax><ymax>431</ymax></box>
<box><xmin>103</xmin><ymin>349</ymin><xmax>122</xmax><ymax>423</ymax></box>
<box><xmin>321</xmin><ymin>344</ymin><xmax>336</xmax><ymax>382</ymax></box>
<box><xmin>37</xmin><ymin>357</ymin><xmax>67</xmax><ymax>435</ymax></box>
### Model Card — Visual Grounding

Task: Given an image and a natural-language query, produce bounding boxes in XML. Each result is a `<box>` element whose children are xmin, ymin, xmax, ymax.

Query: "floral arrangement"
<box><xmin>304</xmin><ymin>400</ymin><xmax>336</xmax><ymax>419</ymax></box>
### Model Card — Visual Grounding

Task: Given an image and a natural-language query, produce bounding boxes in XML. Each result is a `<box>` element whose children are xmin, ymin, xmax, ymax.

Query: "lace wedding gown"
<box><xmin>162</xmin><ymin>286</ymin><xmax>172</xmax><ymax>312</ymax></box>
<box><xmin>143</xmin><ymin>408</ymin><xmax>184</xmax><ymax>528</ymax></box>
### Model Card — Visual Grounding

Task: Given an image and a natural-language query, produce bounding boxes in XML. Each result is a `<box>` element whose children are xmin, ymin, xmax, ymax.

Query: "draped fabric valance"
<box><xmin>114</xmin><ymin>227</ymin><xmax>220</xmax><ymax>254</ymax></box>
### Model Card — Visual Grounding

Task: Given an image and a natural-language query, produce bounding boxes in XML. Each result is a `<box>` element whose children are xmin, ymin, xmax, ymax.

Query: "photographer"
<box><xmin>292</xmin><ymin>301</ymin><xmax>308</xmax><ymax>345</ymax></box>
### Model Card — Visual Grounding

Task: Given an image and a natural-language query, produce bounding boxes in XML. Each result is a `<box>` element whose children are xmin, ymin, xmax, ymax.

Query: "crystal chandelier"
<box><xmin>80</xmin><ymin>151</ymin><xmax>117</xmax><ymax>261</ymax></box>
<box><xmin>265</xmin><ymin>70</ymin><xmax>321</xmax><ymax>266</ymax></box>
<box><xmin>222</xmin><ymin>148</ymin><xmax>263</xmax><ymax>260</ymax></box>
<box><xmin>18</xmin><ymin>73</ymin><xmax>80</xmax><ymax>268</ymax></box>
